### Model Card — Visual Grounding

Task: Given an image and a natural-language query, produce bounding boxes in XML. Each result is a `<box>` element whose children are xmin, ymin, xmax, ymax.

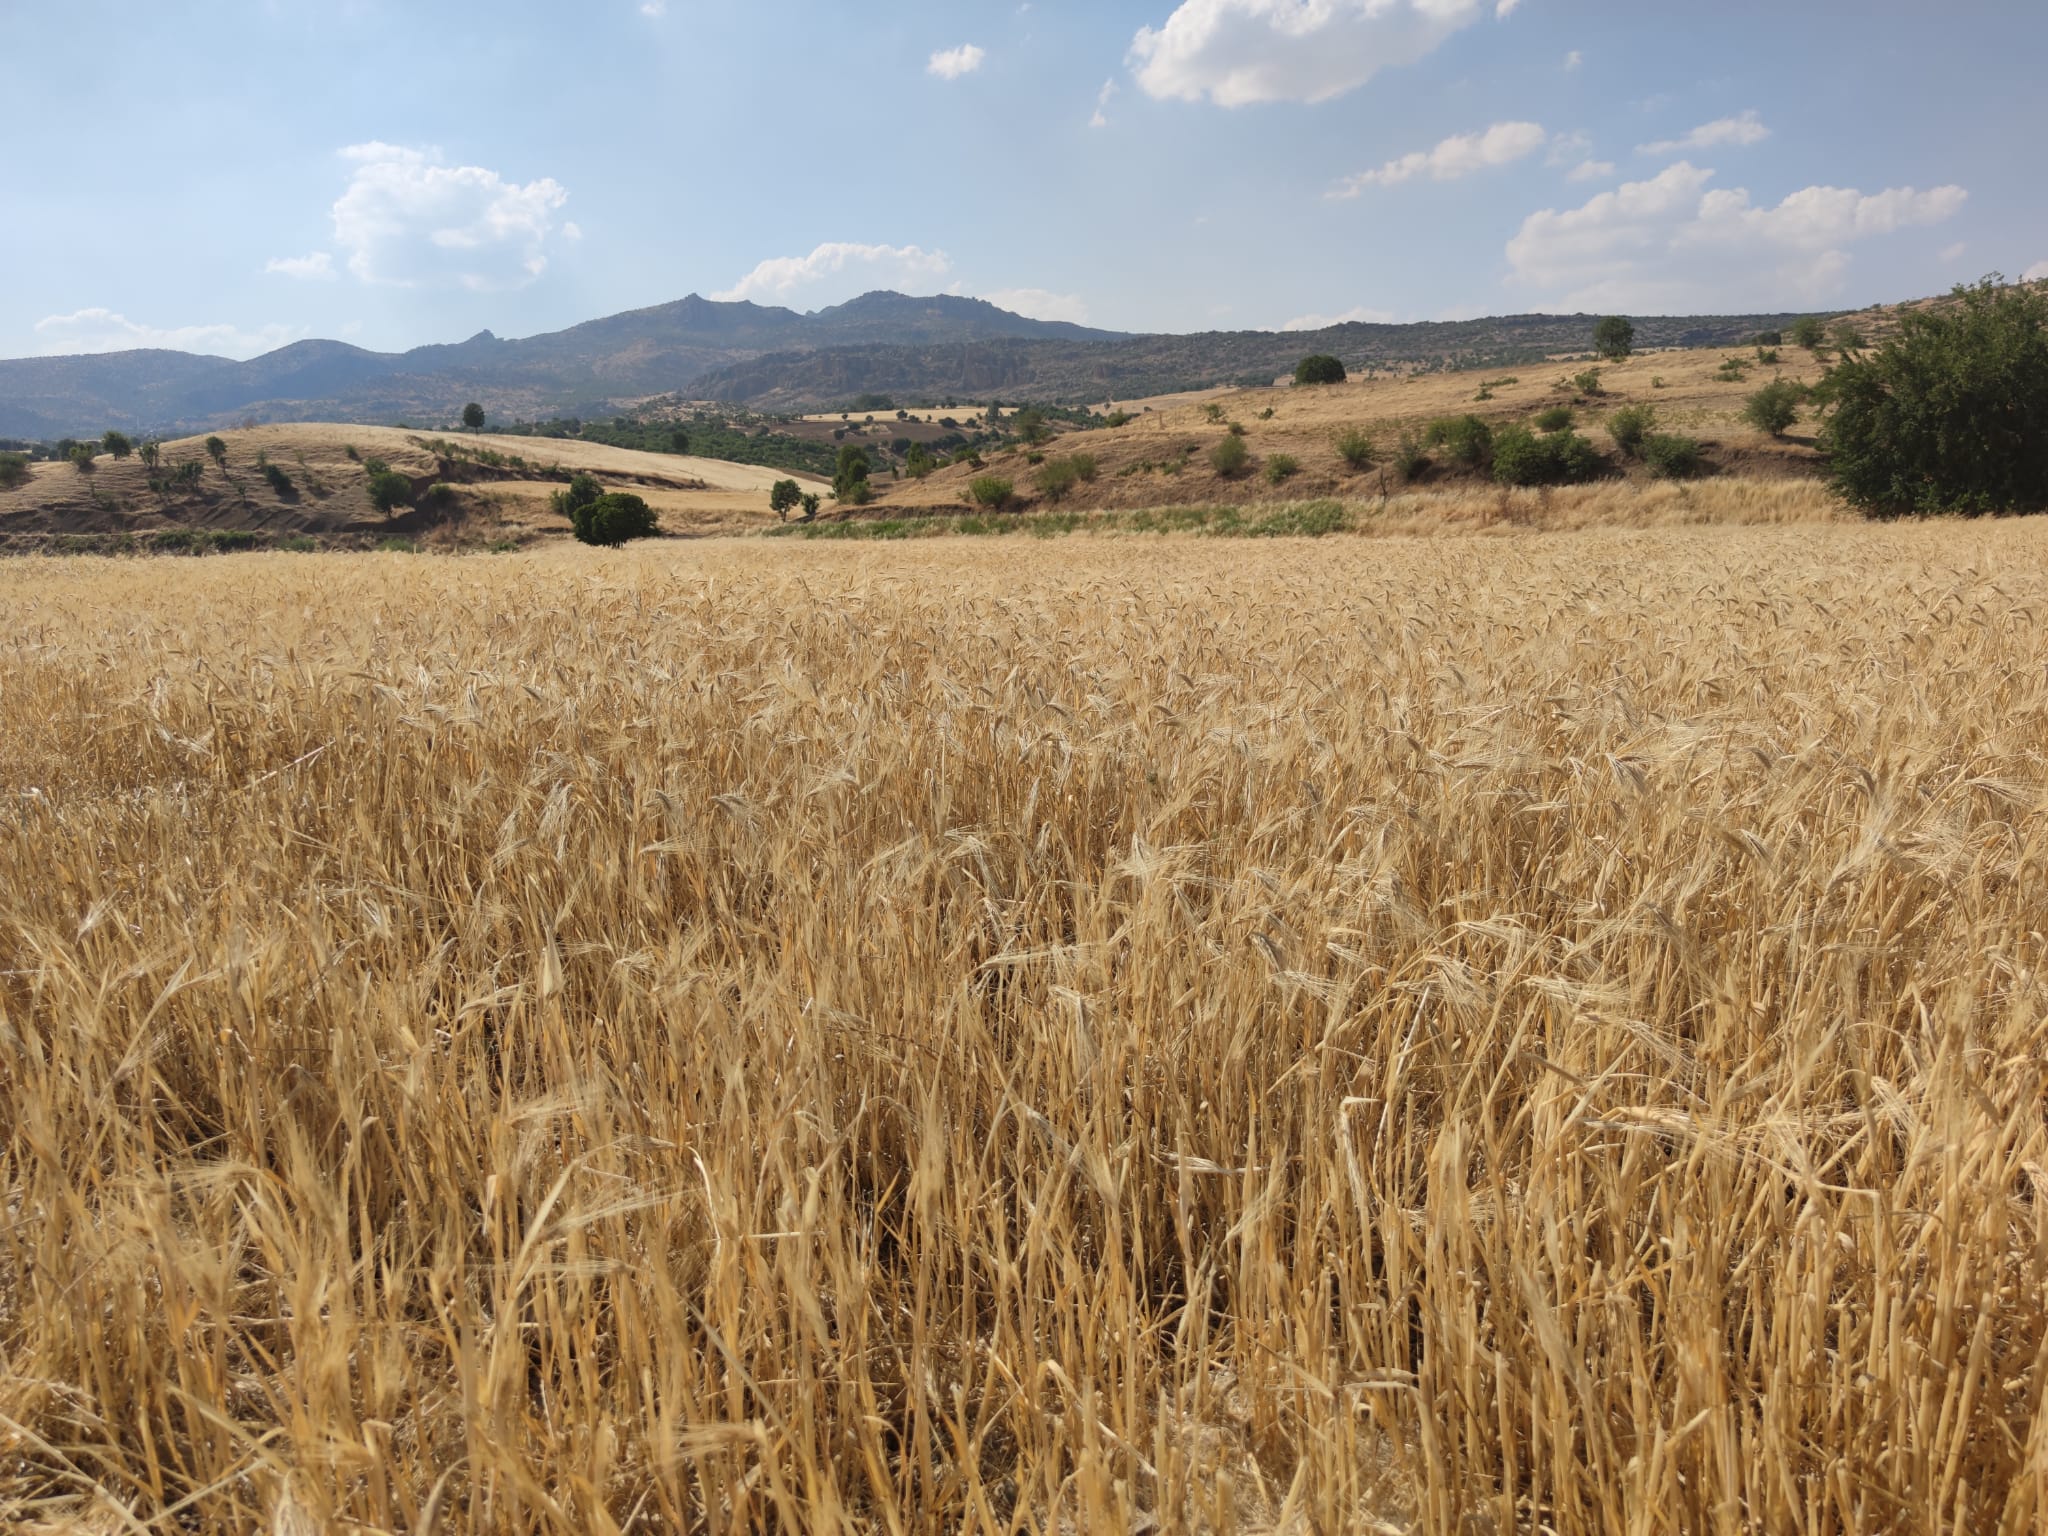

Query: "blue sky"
<box><xmin>4</xmin><ymin>0</ymin><xmax>2043</xmax><ymax>359</ymax></box>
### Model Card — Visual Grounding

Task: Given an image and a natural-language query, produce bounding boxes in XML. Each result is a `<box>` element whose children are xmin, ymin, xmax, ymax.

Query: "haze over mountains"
<box><xmin>0</xmin><ymin>290</ymin><xmax>1822</xmax><ymax>437</ymax></box>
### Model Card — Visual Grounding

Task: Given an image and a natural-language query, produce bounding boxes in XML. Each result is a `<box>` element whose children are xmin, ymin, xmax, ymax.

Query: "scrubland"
<box><xmin>5</xmin><ymin>524</ymin><xmax>2048</xmax><ymax>1534</ymax></box>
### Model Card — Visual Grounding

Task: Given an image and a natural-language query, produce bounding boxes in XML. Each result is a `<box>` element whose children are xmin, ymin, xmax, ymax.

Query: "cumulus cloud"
<box><xmin>928</xmin><ymin>44</ymin><xmax>986</xmax><ymax>79</ymax></box>
<box><xmin>33</xmin><ymin>309</ymin><xmax>306</xmax><ymax>360</ymax></box>
<box><xmin>1566</xmin><ymin>159</ymin><xmax>1614</xmax><ymax>182</ymax></box>
<box><xmin>640</xmin><ymin>1</ymin><xmax>665</xmax><ymax>15</ymax></box>
<box><xmin>1130</xmin><ymin>0</ymin><xmax>1494</xmax><ymax>108</ymax></box>
<box><xmin>1331</xmin><ymin>120</ymin><xmax>1546</xmax><ymax>196</ymax></box>
<box><xmin>712</xmin><ymin>242</ymin><xmax>954</xmax><ymax>306</ymax></box>
<box><xmin>2026</xmin><ymin>260</ymin><xmax>2048</xmax><ymax>282</ymax></box>
<box><xmin>1938</xmin><ymin>241</ymin><xmax>1966</xmax><ymax>263</ymax></box>
<box><xmin>1281</xmin><ymin>305</ymin><xmax>1396</xmax><ymax>330</ymax></box>
<box><xmin>1639</xmin><ymin>110</ymin><xmax>1769</xmax><ymax>157</ymax></box>
<box><xmin>329</xmin><ymin>143</ymin><xmax>570</xmax><ymax>291</ymax></box>
<box><xmin>265</xmin><ymin>251</ymin><xmax>335</xmax><ymax>280</ymax></box>
<box><xmin>1505</xmin><ymin>161</ymin><xmax>1968</xmax><ymax>310</ymax></box>
<box><xmin>982</xmin><ymin>288</ymin><xmax>1092</xmax><ymax>324</ymax></box>
<box><xmin>1563</xmin><ymin>49</ymin><xmax>1581</xmax><ymax>69</ymax></box>
<box><xmin>1090</xmin><ymin>78</ymin><xmax>1118</xmax><ymax>128</ymax></box>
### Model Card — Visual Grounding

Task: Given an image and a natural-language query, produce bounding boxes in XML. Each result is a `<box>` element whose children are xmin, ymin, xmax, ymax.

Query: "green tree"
<box><xmin>669</xmin><ymin>428</ymin><xmax>690</xmax><ymax>455</ymax></box>
<box><xmin>102</xmin><ymin>430</ymin><xmax>134</xmax><ymax>459</ymax></box>
<box><xmin>462</xmin><ymin>402</ymin><xmax>486</xmax><ymax>433</ymax></box>
<box><xmin>204</xmin><ymin>436</ymin><xmax>228</xmax><ymax>471</ymax></box>
<box><xmin>367</xmin><ymin>469</ymin><xmax>413</xmax><ymax>515</ymax></box>
<box><xmin>967</xmin><ymin>475</ymin><xmax>1013</xmax><ymax>509</ymax></box>
<box><xmin>1012</xmin><ymin>407</ymin><xmax>1052</xmax><ymax>446</ymax></box>
<box><xmin>769</xmin><ymin>478</ymin><xmax>804</xmax><ymax>521</ymax></box>
<box><xmin>1829</xmin><ymin>319</ymin><xmax>1867</xmax><ymax>354</ymax></box>
<box><xmin>1594</xmin><ymin>316</ymin><xmax>1635</xmax><ymax>361</ymax></box>
<box><xmin>1742</xmin><ymin>379</ymin><xmax>1804</xmax><ymax>438</ymax></box>
<box><xmin>1209</xmin><ymin>434</ymin><xmax>1250</xmax><ymax>476</ymax></box>
<box><xmin>1293</xmin><ymin>354</ymin><xmax>1347</xmax><ymax>386</ymax></box>
<box><xmin>1333</xmin><ymin>427</ymin><xmax>1377</xmax><ymax>470</ymax></box>
<box><xmin>799</xmin><ymin>492</ymin><xmax>821</xmax><ymax>521</ymax></box>
<box><xmin>138</xmin><ymin>440</ymin><xmax>161</xmax><ymax>472</ymax></box>
<box><xmin>572</xmin><ymin>492</ymin><xmax>659</xmax><ymax>546</ymax></box>
<box><xmin>1606</xmin><ymin>404</ymin><xmax>1656</xmax><ymax>458</ymax></box>
<box><xmin>1492</xmin><ymin>425</ymin><xmax>1603</xmax><ymax>486</ymax></box>
<box><xmin>1790</xmin><ymin>316</ymin><xmax>1827</xmax><ymax>350</ymax></box>
<box><xmin>550</xmin><ymin>472</ymin><xmax>604</xmax><ymax>519</ymax></box>
<box><xmin>1821</xmin><ymin>278</ymin><xmax>2048</xmax><ymax>516</ymax></box>
<box><xmin>832</xmin><ymin>445</ymin><xmax>872</xmax><ymax>503</ymax></box>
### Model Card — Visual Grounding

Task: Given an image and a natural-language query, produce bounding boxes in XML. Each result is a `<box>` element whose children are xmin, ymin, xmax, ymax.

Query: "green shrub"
<box><xmin>1716</xmin><ymin>357</ymin><xmax>1751</xmax><ymax>383</ymax></box>
<box><xmin>1209</xmin><ymin>434</ymin><xmax>1250</xmax><ymax>476</ymax></box>
<box><xmin>279</xmin><ymin>534</ymin><xmax>319</xmax><ymax>553</ymax></box>
<box><xmin>377</xmin><ymin>537</ymin><xmax>419</xmax><ymax>554</ymax></box>
<box><xmin>1823</xmin><ymin>278</ymin><xmax>2048</xmax><ymax>516</ymax></box>
<box><xmin>1594</xmin><ymin>316</ymin><xmax>1635</xmax><ymax>361</ymax></box>
<box><xmin>69</xmin><ymin>444</ymin><xmax>97</xmax><ymax>475</ymax></box>
<box><xmin>572</xmin><ymin>492</ymin><xmax>659</xmax><ymax>546</ymax></box>
<box><xmin>1607</xmin><ymin>404</ymin><xmax>1657</xmax><ymax>458</ymax></box>
<box><xmin>1641</xmin><ymin>433</ymin><xmax>1706</xmax><ymax>478</ymax></box>
<box><xmin>344</xmin><ymin>444</ymin><xmax>361</xmax><ymax>462</ymax></box>
<box><xmin>1392</xmin><ymin>433</ymin><xmax>1429</xmax><ymax>481</ymax></box>
<box><xmin>551</xmin><ymin>472</ymin><xmax>604</xmax><ymax>519</ymax></box>
<box><xmin>102</xmin><ymin>430</ymin><xmax>134</xmax><ymax>459</ymax></box>
<box><xmin>263</xmin><ymin>463</ymin><xmax>295</xmax><ymax>495</ymax></box>
<box><xmin>967</xmin><ymin>475</ymin><xmax>1014</xmax><ymax>509</ymax></box>
<box><xmin>1743</xmin><ymin>379</ymin><xmax>1805</xmax><ymax>438</ymax></box>
<box><xmin>1535</xmin><ymin>405</ymin><xmax>1575</xmax><ymax>433</ymax></box>
<box><xmin>1068</xmin><ymin>453</ymin><xmax>1099</xmax><ymax>482</ymax></box>
<box><xmin>1753</xmin><ymin>330</ymin><xmax>1783</xmax><ymax>348</ymax></box>
<box><xmin>1756</xmin><ymin>346</ymin><xmax>1781</xmax><ymax>365</ymax></box>
<box><xmin>832</xmin><ymin>444</ymin><xmax>872</xmax><ymax>501</ymax></box>
<box><xmin>1790</xmin><ymin>316</ymin><xmax>1827</xmax><ymax>350</ymax></box>
<box><xmin>1491</xmin><ymin>425</ymin><xmax>1603</xmax><ymax>486</ymax></box>
<box><xmin>1034</xmin><ymin>459</ymin><xmax>1082</xmax><ymax>503</ymax></box>
<box><xmin>1830</xmin><ymin>319</ymin><xmax>1867</xmax><ymax>353</ymax></box>
<box><xmin>770</xmin><ymin>478</ymin><xmax>805</xmax><ymax>518</ymax></box>
<box><xmin>421</xmin><ymin>482</ymin><xmax>457</xmax><ymax>506</ymax></box>
<box><xmin>1102</xmin><ymin>410</ymin><xmax>1133</xmax><ymax>428</ymax></box>
<box><xmin>1571</xmin><ymin>368</ymin><xmax>1606</xmax><ymax>397</ymax></box>
<box><xmin>0</xmin><ymin>452</ymin><xmax>28</xmax><ymax>489</ymax></box>
<box><xmin>1203</xmin><ymin>402</ymin><xmax>1226</xmax><ymax>423</ymax></box>
<box><xmin>1333</xmin><ymin>427</ymin><xmax>1376</xmax><ymax>469</ymax></box>
<box><xmin>1423</xmin><ymin>414</ymin><xmax>1493</xmax><ymax>469</ymax></box>
<box><xmin>1293</xmin><ymin>354</ymin><xmax>1347</xmax><ymax>386</ymax></box>
<box><xmin>362</xmin><ymin>456</ymin><xmax>390</xmax><ymax>477</ymax></box>
<box><xmin>367</xmin><ymin>470</ymin><xmax>413</xmax><ymax>514</ymax></box>
<box><xmin>1265</xmin><ymin>453</ymin><xmax>1300</xmax><ymax>484</ymax></box>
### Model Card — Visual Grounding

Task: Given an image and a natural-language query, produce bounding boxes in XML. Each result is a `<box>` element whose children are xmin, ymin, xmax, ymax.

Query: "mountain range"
<box><xmin>0</xmin><ymin>291</ymin><xmax>1822</xmax><ymax>437</ymax></box>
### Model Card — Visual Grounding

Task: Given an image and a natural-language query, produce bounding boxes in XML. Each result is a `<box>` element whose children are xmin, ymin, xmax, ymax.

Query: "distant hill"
<box><xmin>0</xmin><ymin>291</ymin><xmax>1834</xmax><ymax>435</ymax></box>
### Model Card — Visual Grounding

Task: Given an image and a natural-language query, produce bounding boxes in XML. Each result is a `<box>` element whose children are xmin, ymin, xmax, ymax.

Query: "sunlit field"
<box><xmin>6</xmin><ymin>526</ymin><xmax>2048</xmax><ymax>1533</ymax></box>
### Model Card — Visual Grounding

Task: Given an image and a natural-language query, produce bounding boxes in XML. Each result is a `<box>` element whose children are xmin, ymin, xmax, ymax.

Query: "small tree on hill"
<box><xmin>1790</xmin><ymin>316</ymin><xmax>1827</xmax><ymax>350</ymax></box>
<box><xmin>1822</xmin><ymin>277</ymin><xmax>2048</xmax><ymax>516</ymax></box>
<box><xmin>770</xmin><ymin>478</ymin><xmax>803</xmax><ymax>521</ymax></box>
<box><xmin>69</xmin><ymin>444</ymin><xmax>97</xmax><ymax>475</ymax></box>
<box><xmin>1012</xmin><ymin>407</ymin><xmax>1052</xmax><ymax>446</ymax></box>
<box><xmin>551</xmin><ymin>472</ymin><xmax>604</xmax><ymax>519</ymax></box>
<box><xmin>1743</xmin><ymin>379</ymin><xmax>1804</xmax><ymax>438</ymax></box>
<box><xmin>367</xmin><ymin>469</ymin><xmax>413</xmax><ymax>515</ymax></box>
<box><xmin>572</xmin><ymin>492</ymin><xmax>659</xmax><ymax>546</ymax></box>
<box><xmin>800</xmin><ymin>492</ymin><xmax>821</xmax><ymax>521</ymax></box>
<box><xmin>833</xmin><ymin>445</ymin><xmax>872</xmax><ymax>504</ymax></box>
<box><xmin>204</xmin><ymin>436</ymin><xmax>228</xmax><ymax>472</ymax></box>
<box><xmin>1594</xmin><ymin>316</ymin><xmax>1635</xmax><ymax>361</ymax></box>
<box><xmin>103</xmin><ymin>430</ymin><xmax>134</xmax><ymax>459</ymax></box>
<box><xmin>462</xmin><ymin>403</ymin><xmax>486</xmax><ymax>433</ymax></box>
<box><xmin>138</xmin><ymin>440</ymin><xmax>161</xmax><ymax>472</ymax></box>
<box><xmin>1294</xmin><ymin>354</ymin><xmax>1347</xmax><ymax>386</ymax></box>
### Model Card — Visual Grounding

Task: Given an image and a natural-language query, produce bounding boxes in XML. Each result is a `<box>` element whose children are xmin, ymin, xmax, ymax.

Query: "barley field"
<box><xmin>5</xmin><ymin>526</ymin><xmax>2048</xmax><ymax>1534</ymax></box>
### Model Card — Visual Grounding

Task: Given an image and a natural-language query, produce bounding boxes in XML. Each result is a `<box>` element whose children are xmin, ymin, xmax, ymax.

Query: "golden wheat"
<box><xmin>4</xmin><ymin>524</ymin><xmax>2048</xmax><ymax>1534</ymax></box>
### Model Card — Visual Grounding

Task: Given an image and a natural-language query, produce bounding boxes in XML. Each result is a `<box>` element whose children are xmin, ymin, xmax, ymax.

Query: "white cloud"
<box><xmin>1330</xmin><ymin>120</ymin><xmax>1546</xmax><ymax>196</ymax></box>
<box><xmin>1494</xmin><ymin>0</ymin><xmax>1521</xmax><ymax>15</ymax></box>
<box><xmin>1566</xmin><ymin>159</ymin><xmax>1614</xmax><ymax>182</ymax></box>
<box><xmin>983</xmin><ymin>288</ymin><xmax>1092</xmax><ymax>324</ymax></box>
<box><xmin>329</xmin><ymin>143</ymin><xmax>570</xmax><ymax>291</ymax></box>
<box><xmin>1639</xmin><ymin>110</ymin><xmax>1769</xmax><ymax>157</ymax></box>
<box><xmin>1281</xmin><ymin>305</ymin><xmax>1397</xmax><ymax>330</ymax></box>
<box><xmin>712</xmin><ymin>242</ymin><xmax>954</xmax><ymax>306</ymax></box>
<box><xmin>2026</xmin><ymin>261</ymin><xmax>2048</xmax><ymax>283</ymax></box>
<box><xmin>33</xmin><ymin>309</ymin><xmax>306</xmax><ymax>361</ymax></box>
<box><xmin>928</xmin><ymin>44</ymin><xmax>986</xmax><ymax>79</ymax></box>
<box><xmin>1130</xmin><ymin>0</ymin><xmax>1493</xmax><ymax>108</ymax></box>
<box><xmin>264</xmin><ymin>251</ymin><xmax>335</xmax><ymax>280</ymax></box>
<box><xmin>1505</xmin><ymin>161</ymin><xmax>1968</xmax><ymax>310</ymax></box>
<box><xmin>1938</xmin><ymin>241</ymin><xmax>1965</xmax><ymax>263</ymax></box>
<box><xmin>1090</xmin><ymin>78</ymin><xmax>1118</xmax><ymax>128</ymax></box>
<box><xmin>639</xmin><ymin>0</ymin><xmax>665</xmax><ymax>14</ymax></box>
<box><xmin>1563</xmin><ymin>49</ymin><xmax>1581</xmax><ymax>69</ymax></box>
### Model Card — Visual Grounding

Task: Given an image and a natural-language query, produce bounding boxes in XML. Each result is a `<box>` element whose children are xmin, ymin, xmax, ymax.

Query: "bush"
<box><xmin>1293</xmin><ymin>354</ymin><xmax>1347</xmax><ymax>386</ymax></box>
<box><xmin>421</xmin><ymin>482</ymin><xmax>457</xmax><ymax>506</ymax></box>
<box><xmin>1203</xmin><ymin>402</ymin><xmax>1226</xmax><ymax>423</ymax></box>
<box><xmin>1535</xmin><ymin>405</ymin><xmax>1575</xmax><ymax>433</ymax></box>
<box><xmin>1641</xmin><ymin>433</ymin><xmax>1706</xmax><ymax>479</ymax></box>
<box><xmin>1756</xmin><ymin>346</ymin><xmax>1781</xmax><ymax>365</ymax></box>
<box><xmin>551</xmin><ymin>472</ymin><xmax>604</xmax><ymax>519</ymax></box>
<box><xmin>1754</xmin><ymin>330</ymin><xmax>1783</xmax><ymax>347</ymax></box>
<box><xmin>344</xmin><ymin>444</ymin><xmax>361</xmax><ymax>462</ymax></box>
<box><xmin>1013</xmin><ymin>407</ymin><xmax>1052</xmax><ymax>446</ymax></box>
<box><xmin>262</xmin><ymin>463</ymin><xmax>295</xmax><ymax>495</ymax></box>
<box><xmin>572</xmin><ymin>492</ymin><xmax>659</xmax><ymax>546</ymax></box>
<box><xmin>967</xmin><ymin>475</ymin><xmax>1014</xmax><ymax>509</ymax></box>
<box><xmin>1594</xmin><ymin>316</ymin><xmax>1635</xmax><ymax>361</ymax></box>
<box><xmin>1333</xmin><ymin>427</ymin><xmax>1376</xmax><ymax>470</ymax></box>
<box><xmin>1068</xmin><ymin>453</ymin><xmax>1099</xmax><ymax>482</ymax></box>
<box><xmin>1743</xmin><ymin>379</ymin><xmax>1804</xmax><ymax>437</ymax></box>
<box><xmin>1265</xmin><ymin>453</ymin><xmax>1300</xmax><ymax>484</ymax></box>
<box><xmin>1491</xmin><ymin>425</ymin><xmax>1603</xmax><ymax>486</ymax></box>
<box><xmin>770</xmin><ymin>478</ymin><xmax>804</xmax><ymax>519</ymax></box>
<box><xmin>69</xmin><ymin>444</ymin><xmax>97</xmax><ymax>475</ymax></box>
<box><xmin>1607</xmin><ymin>404</ymin><xmax>1656</xmax><ymax>458</ymax></box>
<box><xmin>0</xmin><ymin>452</ymin><xmax>28</xmax><ymax>489</ymax></box>
<box><xmin>103</xmin><ymin>430</ymin><xmax>134</xmax><ymax>459</ymax></box>
<box><xmin>1209</xmin><ymin>434</ymin><xmax>1250</xmax><ymax>476</ymax></box>
<box><xmin>1823</xmin><ymin>278</ymin><xmax>2048</xmax><ymax>516</ymax></box>
<box><xmin>362</xmin><ymin>456</ymin><xmax>390</xmax><ymax>477</ymax></box>
<box><xmin>1034</xmin><ymin>459</ymin><xmax>1082</xmax><ymax>503</ymax></box>
<box><xmin>1790</xmin><ymin>316</ymin><xmax>1827</xmax><ymax>349</ymax></box>
<box><xmin>1392</xmin><ymin>433</ymin><xmax>1429</xmax><ymax>481</ymax></box>
<box><xmin>832</xmin><ymin>445</ymin><xmax>872</xmax><ymax>501</ymax></box>
<box><xmin>1572</xmin><ymin>368</ymin><xmax>1606</xmax><ymax>397</ymax></box>
<box><xmin>1830</xmin><ymin>320</ymin><xmax>1867</xmax><ymax>353</ymax></box>
<box><xmin>1424</xmin><ymin>414</ymin><xmax>1493</xmax><ymax>469</ymax></box>
<box><xmin>367</xmin><ymin>470</ymin><xmax>414</xmax><ymax>514</ymax></box>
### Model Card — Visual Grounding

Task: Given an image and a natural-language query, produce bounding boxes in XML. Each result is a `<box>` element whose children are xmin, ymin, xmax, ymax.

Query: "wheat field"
<box><xmin>4</xmin><ymin>525</ymin><xmax>2048</xmax><ymax>1534</ymax></box>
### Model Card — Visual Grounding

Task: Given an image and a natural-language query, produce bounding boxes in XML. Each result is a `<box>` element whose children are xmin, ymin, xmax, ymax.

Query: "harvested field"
<box><xmin>4</xmin><ymin>523</ymin><xmax>2048</xmax><ymax>1532</ymax></box>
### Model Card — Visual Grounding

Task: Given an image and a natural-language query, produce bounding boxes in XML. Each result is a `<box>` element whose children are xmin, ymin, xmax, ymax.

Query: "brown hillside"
<box><xmin>0</xmin><ymin>424</ymin><xmax>826</xmax><ymax>548</ymax></box>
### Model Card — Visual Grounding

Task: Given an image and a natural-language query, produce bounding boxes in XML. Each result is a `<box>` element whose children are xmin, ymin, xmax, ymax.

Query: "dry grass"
<box><xmin>5</xmin><ymin>523</ymin><xmax>2048</xmax><ymax>1533</ymax></box>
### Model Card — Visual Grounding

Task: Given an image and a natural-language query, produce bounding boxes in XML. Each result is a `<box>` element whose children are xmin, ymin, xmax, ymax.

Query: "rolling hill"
<box><xmin>0</xmin><ymin>290</ymin><xmax>1836</xmax><ymax>438</ymax></box>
